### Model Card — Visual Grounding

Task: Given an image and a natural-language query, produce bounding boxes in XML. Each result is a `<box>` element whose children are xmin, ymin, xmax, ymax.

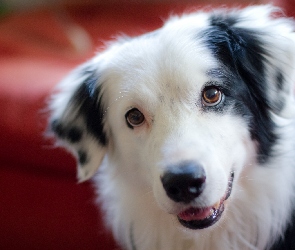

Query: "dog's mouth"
<box><xmin>177</xmin><ymin>171</ymin><xmax>234</xmax><ymax>230</ymax></box>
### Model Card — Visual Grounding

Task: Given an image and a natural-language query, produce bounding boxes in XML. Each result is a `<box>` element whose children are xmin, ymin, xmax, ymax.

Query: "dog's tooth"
<box><xmin>209</xmin><ymin>208</ymin><xmax>214</xmax><ymax>216</ymax></box>
<box><xmin>213</xmin><ymin>200</ymin><xmax>220</xmax><ymax>209</ymax></box>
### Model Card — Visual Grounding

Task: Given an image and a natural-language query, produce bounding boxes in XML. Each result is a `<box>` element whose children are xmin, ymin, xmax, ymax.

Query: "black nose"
<box><xmin>161</xmin><ymin>161</ymin><xmax>206</xmax><ymax>203</ymax></box>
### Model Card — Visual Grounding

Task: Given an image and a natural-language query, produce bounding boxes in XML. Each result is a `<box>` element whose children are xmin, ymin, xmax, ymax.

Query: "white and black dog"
<box><xmin>49</xmin><ymin>5</ymin><xmax>295</xmax><ymax>250</ymax></box>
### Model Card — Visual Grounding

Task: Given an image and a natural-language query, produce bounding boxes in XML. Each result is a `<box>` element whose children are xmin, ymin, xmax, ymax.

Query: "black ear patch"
<box><xmin>51</xmin><ymin>120</ymin><xmax>83</xmax><ymax>143</ymax></box>
<box><xmin>77</xmin><ymin>149</ymin><xmax>88</xmax><ymax>165</ymax></box>
<box><xmin>202</xmin><ymin>13</ymin><xmax>278</xmax><ymax>163</ymax></box>
<box><xmin>51</xmin><ymin>66</ymin><xmax>107</xmax><ymax>147</ymax></box>
<box><xmin>70</xmin><ymin>71</ymin><xmax>107</xmax><ymax>146</ymax></box>
<box><xmin>51</xmin><ymin>120</ymin><xmax>67</xmax><ymax>139</ymax></box>
<box><xmin>67</xmin><ymin>127</ymin><xmax>83</xmax><ymax>143</ymax></box>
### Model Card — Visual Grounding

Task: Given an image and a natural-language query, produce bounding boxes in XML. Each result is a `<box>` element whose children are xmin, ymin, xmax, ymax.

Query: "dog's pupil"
<box><xmin>128</xmin><ymin>109</ymin><xmax>144</xmax><ymax>125</ymax></box>
<box><xmin>204</xmin><ymin>88</ymin><xmax>220</xmax><ymax>103</ymax></box>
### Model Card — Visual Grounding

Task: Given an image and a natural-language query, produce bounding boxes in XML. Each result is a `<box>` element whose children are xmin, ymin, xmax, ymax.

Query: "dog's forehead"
<box><xmin>104</xmin><ymin>25</ymin><xmax>218</xmax><ymax>108</ymax></box>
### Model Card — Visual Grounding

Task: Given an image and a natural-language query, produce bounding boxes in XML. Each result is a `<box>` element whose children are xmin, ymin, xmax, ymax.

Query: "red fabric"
<box><xmin>272</xmin><ymin>0</ymin><xmax>295</xmax><ymax>17</ymax></box>
<box><xmin>0</xmin><ymin>1</ymin><xmax>292</xmax><ymax>249</ymax></box>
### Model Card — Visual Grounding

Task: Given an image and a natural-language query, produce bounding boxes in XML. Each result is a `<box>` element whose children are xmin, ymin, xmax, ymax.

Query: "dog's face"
<box><xmin>102</xmin><ymin>36</ymin><xmax>255</xmax><ymax>230</ymax></box>
<box><xmin>50</xmin><ymin>6</ymin><xmax>295</xmax><ymax>231</ymax></box>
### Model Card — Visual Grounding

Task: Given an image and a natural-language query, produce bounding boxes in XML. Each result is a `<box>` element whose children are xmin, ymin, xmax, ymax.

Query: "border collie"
<box><xmin>49</xmin><ymin>5</ymin><xmax>295</xmax><ymax>250</ymax></box>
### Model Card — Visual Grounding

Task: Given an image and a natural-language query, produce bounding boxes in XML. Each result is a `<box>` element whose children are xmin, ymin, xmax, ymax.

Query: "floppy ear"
<box><xmin>49</xmin><ymin>62</ymin><xmax>107</xmax><ymax>182</ymax></box>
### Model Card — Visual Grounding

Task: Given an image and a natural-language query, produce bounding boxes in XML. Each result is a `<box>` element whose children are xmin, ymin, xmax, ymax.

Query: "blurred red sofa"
<box><xmin>0</xmin><ymin>1</ymin><xmax>293</xmax><ymax>249</ymax></box>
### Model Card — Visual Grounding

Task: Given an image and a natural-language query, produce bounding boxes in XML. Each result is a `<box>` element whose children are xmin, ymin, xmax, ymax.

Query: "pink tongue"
<box><xmin>178</xmin><ymin>207</ymin><xmax>212</xmax><ymax>221</ymax></box>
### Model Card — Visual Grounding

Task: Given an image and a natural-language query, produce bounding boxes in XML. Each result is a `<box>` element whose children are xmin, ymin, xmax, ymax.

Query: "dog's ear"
<box><xmin>262</xmin><ymin>29</ymin><xmax>295</xmax><ymax>119</ymax></box>
<box><xmin>207</xmin><ymin>7</ymin><xmax>295</xmax><ymax>119</ymax></box>
<box><xmin>49</xmin><ymin>63</ymin><xmax>107</xmax><ymax>182</ymax></box>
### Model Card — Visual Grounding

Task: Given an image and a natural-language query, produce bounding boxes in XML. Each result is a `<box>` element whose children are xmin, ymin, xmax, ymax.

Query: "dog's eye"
<box><xmin>125</xmin><ymin>108</ymin><xmax>145</xmax><ymax>128</ymax></box>
<box><xmin>202</xmin><ymin>86</ymin><xmax>222</xmax><ymax>106</ymax></box>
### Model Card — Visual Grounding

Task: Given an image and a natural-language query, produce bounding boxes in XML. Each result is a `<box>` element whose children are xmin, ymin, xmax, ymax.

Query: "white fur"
<box><xmin>51</xmin><ymin>6</ymin><xmax>295</xmax><ymax>250</ymax></box>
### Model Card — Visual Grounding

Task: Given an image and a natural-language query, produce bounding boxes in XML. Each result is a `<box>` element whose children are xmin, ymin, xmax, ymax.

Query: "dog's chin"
<box><xmin>177</xmin><ymin>171</ymin><xmax>234</xmax><ymax>230</ymax></box>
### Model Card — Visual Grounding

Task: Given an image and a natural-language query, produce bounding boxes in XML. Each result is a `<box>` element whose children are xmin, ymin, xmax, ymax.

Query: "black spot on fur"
<box><xmin>202</xmin><ymin>13</ymin><xmax>277</xmax><ymax>163</ymax></box>
<box><xmin>51</xmin><ymin>119</ymin><xmax>66</xmax><ymax>139</ymax></box>
<box><xmin>78</xmin><ymin>150</ymin><xmax>88</xmax><ymax>165</ymax></box>
<box><xmin>276</xmin><ymin>71</ymin><xmax>284</xmax><ymax>90</ymax></box>
<box><xmin>68</xmin><ymin>127</ymin><xmax>83</xmax><ymax>143</ymax></box>
<box><xmin>51</xmin><ymin>120</ymin><xmax>83</xmax><ymax>143</ymax></box>
<box><xmin>71</xmin><ymin>67</ymin><xmax>107</xmax><ymax>146</ymax></box>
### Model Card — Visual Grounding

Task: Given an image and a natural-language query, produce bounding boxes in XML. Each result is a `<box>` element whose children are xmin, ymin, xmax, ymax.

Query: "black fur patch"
<box><xmin>201</xmin><ymin>13</ymin><xmax>277</xmax><ymax>163</ymax></box>
<box><xmin>71</xmin><ymin>67</ymin><xmax>107</xmax><ymax>146</ymax></box>
<box><xmin>51</xmin><ymin>65</ymin><xmax>107</xmax><ymax>146</ymax></box>
<box><xmin>68</xmin><ymin>127</ymin><xmax>83</xmax><ymax>143</ymax></box>
<box><xmin>51</xmin><ymin>119</ymin><xmax>66</xmax><ymax>139</ymax></box>
<box><xmin>51</xmin><ymin>120</ymin><xmax>83</xmax><ymax>143</ymax></box>
<box><xmin>276</xmin><ymin>71</ymin><xmax>284</xmax><ymax>91</ymax></box>
<box><xmin>78</xmin><ymin>150</ymin><xmax>88</xmax><ymax>165</ymax></box>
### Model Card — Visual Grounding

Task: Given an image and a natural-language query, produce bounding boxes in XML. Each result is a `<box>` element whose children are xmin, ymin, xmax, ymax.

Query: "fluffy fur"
<box><xmin>49</xmin><ymin>6</ymin><xmax>295</xmax><ymax>250</ymax></box>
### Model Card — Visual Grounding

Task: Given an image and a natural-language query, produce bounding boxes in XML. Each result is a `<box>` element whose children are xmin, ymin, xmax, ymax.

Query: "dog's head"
<box><xmin>50</xmin><ymin>6</ymin><xmax>295</xmax><ymax>230</ymax></box>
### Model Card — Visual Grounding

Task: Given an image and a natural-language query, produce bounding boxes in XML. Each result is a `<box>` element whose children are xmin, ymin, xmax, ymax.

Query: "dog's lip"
<box><xmin>177</xmin><ymin>171</ymin><xmax>234</xmax><ymax>230</ymax></box>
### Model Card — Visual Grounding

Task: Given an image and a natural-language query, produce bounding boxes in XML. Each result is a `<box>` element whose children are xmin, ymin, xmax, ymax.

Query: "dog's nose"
<box><xmin>161</xmin><ymin>161</ymin><xmax>206</xmax><ymax>203</ymax></box>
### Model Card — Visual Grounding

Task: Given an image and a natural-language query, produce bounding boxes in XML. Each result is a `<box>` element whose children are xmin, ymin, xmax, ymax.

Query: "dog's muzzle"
<box><xmin>161</xmin><ymin>162</ymin><xmax>234</xmax><ymax>230</ymax></box>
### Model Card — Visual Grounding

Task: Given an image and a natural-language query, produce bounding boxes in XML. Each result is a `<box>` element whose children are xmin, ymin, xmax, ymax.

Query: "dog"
<box><xmin>49</xmin><ymin>5</ymin><xmax>295</xmax><ymax>250</ymax></box>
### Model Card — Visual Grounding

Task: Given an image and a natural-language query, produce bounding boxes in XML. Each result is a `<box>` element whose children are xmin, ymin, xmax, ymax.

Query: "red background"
<box><xmin>0</xmin><ymin>1</ymin><xmax>294</xmax><ymax>249</ymax></box>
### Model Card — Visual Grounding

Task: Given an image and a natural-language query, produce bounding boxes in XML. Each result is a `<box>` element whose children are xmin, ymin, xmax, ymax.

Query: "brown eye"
<box><xmin>202</xmin><ymin>86</ymin><xmax>222</xmax><ymax>106</ymax></box>
<box><xmin>125</xmin><ymin>108</ymin><xmax>145</xmax><ymax>128</ymax></box>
